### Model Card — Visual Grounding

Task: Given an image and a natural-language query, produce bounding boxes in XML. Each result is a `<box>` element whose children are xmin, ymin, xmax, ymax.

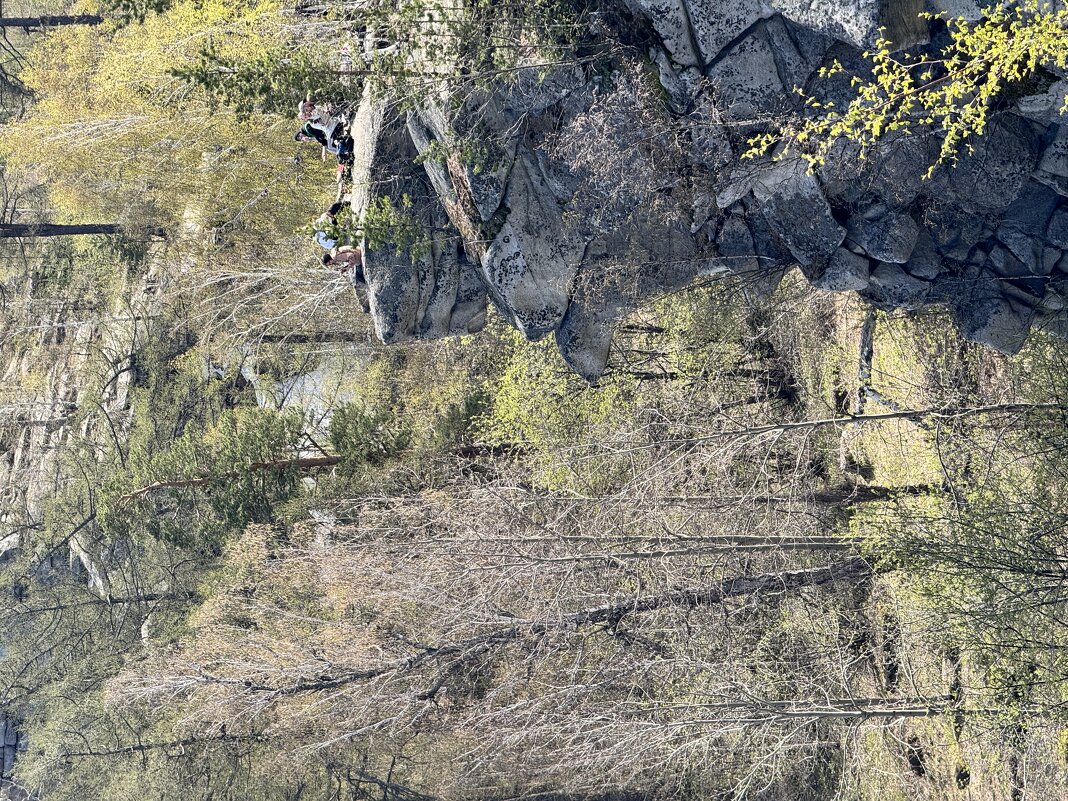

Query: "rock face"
<box><xmin>350</xmin><ymin>0</ymin><xmax>1068</xmax><ymax>378</ymax></box>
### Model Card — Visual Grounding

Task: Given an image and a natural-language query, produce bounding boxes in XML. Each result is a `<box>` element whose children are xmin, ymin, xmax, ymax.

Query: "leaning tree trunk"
<box><xmin>0</xmin><ymin>223</ymin><xmax>165</xmax><ymax>239</ymax></box>
<box><xmin>256</xmin><ymin>332</ymin><xmax>365</xmax><ymax>344</ymax></box>
<box><xmin>0</xmin><ymin>223</ymin><xmax>120</xmax><ymax>238</ymax></box>
<box><xmin>0</xmin><ymin>15</ymin><xmax>104</xmax><ymax>30</ymax></box>
<box><xmin>118</xmin><ymin>455</ymin><xmax>343</xmax><ymax>502</ymax></box>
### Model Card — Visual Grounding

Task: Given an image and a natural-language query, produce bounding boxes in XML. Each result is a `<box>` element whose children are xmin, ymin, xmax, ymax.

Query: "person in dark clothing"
<box><xmin>312</xmin><ymin>198</ymin><xmax>352</xmax><ymax>250</ymax></box>
<box><xmin>294</xmin><ymin>121</ymin><xmax>354</xmax><ymax>164</ymax></box>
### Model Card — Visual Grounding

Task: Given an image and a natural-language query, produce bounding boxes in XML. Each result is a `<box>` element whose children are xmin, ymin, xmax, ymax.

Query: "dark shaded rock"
<box><xmin>845</xmin><ymin>204</ymin><xmax>919</xmax><ymax>263</ymax></box>
<box><xmin>555</xmin><ymin>298</ymin><xmax>616</xmax><ymax>381</ymax></box>
<box><xmin>866</xmin><ymin>132</ymin><xmax>942</xmax><ymax>206</ymax></box>
<box><xmin>811</xmin><ymin>248</ymin><xmax>871</xmax><ymax>291</ymax></box>
<box><xmin>1000</xmin><ymin>180</ymin><xmax>1060</xmax><ymax>236</ymax></box>
<box><xmin>730</xmin><ymin>206</ymin><xmax>792</xmax><ymax>296</ymax></box>
<box><xmin>751</xmin><ymin>158</ymin><xmax>845</xmax><ymax>265</ymax></box>
<box><xmin>995</xmin><ymin>232</ymin><xmax>1040</xmax><ymax>274</ymax></box>
<box><xmin>955</xmin><ymin>296</ymin><xmax>1032</xmax><ymax>354</ymax></box>
<box><xmin>862</xmin><ymin>263</ymin><xmax>930</xmax><ymax>309</ymax></box>
<box><xmin>764</xmin><ymin>16</ymin><xmax>820</xmax><ymax>94</ymax></box>
<box><xmin>938</xmin><ymin>115</ymin><xmax>1040</xmax><ymax>214</ymax></box>
<box><xmin>685</xmin><ymin>99</ymin><xmax>735</xmax><ymax>174</ymax></box>
<box><xmin>931</xmin><ymin>264</ymin><xmax>1032</xmax><ymax>353</ymax></box>
<box><xmin>1047</xmin><ymin>207</ymin><xmax>1068</xmax><ymax>248</ymax></box>
<box><xmin>1042</xmin><ymin>246</ymin><xmax>1062</xmax><ymax>275</ymax></box>
<box><xmin>925</xmin><ymin>203</ymin><xmax>985</xmax><ymax>260</ymax></box>
<box><xmin>716</xmin><ymin>214</ymin><xmax>759</xmax><ymax>271</ymax></box>
<box><xmin>1036</xmin><ymin>127</ymin><xmax>1068</xmax><ymax>196</ymax></box>
<box><xmin>621</xmin><ymin>0</ymin><xmax>701</xmax><ymax>67</ymax></box>
<box><xmin>904</xmin><ymin>230</ymin><xmax>944</xmax><ymax>279</ymax></box>
<box><xmin>558</xmin><ymin>220</ymin><xmax>701</xmax><ymax>379</ymax></box>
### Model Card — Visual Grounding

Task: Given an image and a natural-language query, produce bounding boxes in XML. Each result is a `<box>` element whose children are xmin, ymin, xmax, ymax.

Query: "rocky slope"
<box><xmin>350</xmin><ymin>0</ymin><xmax>1068</xmax><ymax>379</ymax></box>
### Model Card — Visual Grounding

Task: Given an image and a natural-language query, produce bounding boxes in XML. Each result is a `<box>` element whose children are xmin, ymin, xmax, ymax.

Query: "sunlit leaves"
<box><xmin>747</xmin><ymin>1</ymin><xmax>1068</xmax><ymax>178</ymax></box>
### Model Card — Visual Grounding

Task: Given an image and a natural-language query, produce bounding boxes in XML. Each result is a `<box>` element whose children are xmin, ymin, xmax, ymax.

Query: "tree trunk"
<box><xmin>0</xmin><ymin>223</ymin><xmax>165</xmax><ymax>238</ymax></box>
<box><xmin>648</xmin><ymin>483</ymin><xmax>942</xmax><ymax>509</ymax></box>
<box><xmin>665</xmin><ymin>402</ymin><xmax>1068</xmax><ymax>450</ymax></box>
<box><xmin>231</xmin><ymin>557</ymin><xmax>872</xmax><ymax>696</ymax></box>
<box><xmin>566</xmin><ymin>556</ymin><xmax>871</xmax><ymax>625</ymax></box>
<box><xmin>23</xmin><ymin>591</ymin><xmax>196</xmax><ymax>614</ymax></box>
<box><xmin>0</xmin><ymin>15</ymin><xmax>104</xmax><ymax>30</ymax></box>
<box><xmin>257</xmin><ymin>332</ymin><xmax>364</xmax><ymax>344</ymax></box>
<box><xmin>0</xmin><ymin>223</ymin><xmax>120</xmax><ymax>238</ymax></box>
<box><xmin>119</xmin><ymin>455</ymin><xmax>342</xmax><ymax>502</ymax></box>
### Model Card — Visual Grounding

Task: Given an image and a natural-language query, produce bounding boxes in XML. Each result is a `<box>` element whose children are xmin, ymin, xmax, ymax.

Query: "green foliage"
<box><xmin>350</xmin><ymin>0</ymin><xmax>591</xmax><ymax>96</ymax></box>
<box><xmin>20</xmin><ymin>1</ymin><xmax>1068</xmax><ymax>797</ymax></box>
<box><xmin>1</xmin><ymin>0</ymin><xmax>333</xmax><ymax>260</ymax></box>
<box><xmin>102</xmin><ymin>0</ymin><xmax>175</xmax><ymax>25</ymax></box>
<box><xmin>748</xmin><ymin>0</ymin><xmax>1068</xmax><ymax>176</ymax></box>
<box><xmin>430</xmin><ymin>385</ymin><xmax>491</xmax><ymax>449</ymax></box>
<box><xmin>100</xmin><ymin>406</ymin><xmax>308</xmax><ymax>552</ymax></box>
<box><xmin>479</xmin><ymin>333</ymin><xmax>638</xmax><ymax>488</ymax></box>
<box><xmin>362</xmin><ymin>193</ymin><xmax>427</xmax><ymax>257</ymax></box>
<box><xmin>328</xmin><ymin>402</ymin><xmax>411</xmax><ymax>471</ymax></box>
<box><xmin>867</xmin><ymin>426</ymin><xmax>1068</xmax><ymax>713</ymax></box>
<box><xmin>174</xmin><ymin>42</ymin><xmax>355</xmax><ymax>117</ymax></box>
<box><xmin>305</xmin><ymin>203</ymin><xmax>359</xmax><ymax>248</ymax></box>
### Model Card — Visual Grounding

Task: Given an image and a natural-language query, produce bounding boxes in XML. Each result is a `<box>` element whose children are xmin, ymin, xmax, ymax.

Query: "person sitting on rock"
<box><xmin>312</xmin><ymin>198</ymin><xmax>352</xmax><ymax>251</ymax></box>
<box><xmin>323</xmin><ymin>245</ymin><xmax>365</xmax><ymax>284</ymax></box>
<box><xmin>298</xmin><ymin>98</ymin><xmax>353</xmax><ymax>154</ymax></box>
<box><xmin>294</xmin><ymin>121</ymin><xmax>354</xmax><ymax>164</ymax></box>
<box><xmin>298</xmin><ymin>99</ymin><xmax>346</xmax><ymax>137</ymax></box>
<box><xmin>325</xmin><ymin>245</ymin><xmax>370</xmax><ymax>313</ymax></box>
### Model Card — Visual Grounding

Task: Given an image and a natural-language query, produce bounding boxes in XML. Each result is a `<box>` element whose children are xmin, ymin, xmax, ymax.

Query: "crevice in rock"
<box><xmin>701</xmin><ymin>17</ymin><xmax>769</xmax><ymax>75</ymax></box>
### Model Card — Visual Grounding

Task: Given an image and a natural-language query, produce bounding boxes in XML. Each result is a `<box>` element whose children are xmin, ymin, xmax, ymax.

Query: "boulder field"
<box><xmin>350</xmin><ymin>0</ymin><xmax>1068</xmax><ymax>379</ymax></box>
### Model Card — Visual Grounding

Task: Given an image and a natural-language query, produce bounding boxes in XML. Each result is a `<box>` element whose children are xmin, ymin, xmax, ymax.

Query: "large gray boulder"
<box><xmin>1016</xmin><ymin>80</ymin><xmax>1068</xmax><ymax>126</ymax></box>
<box><xmin>343</xmin><ymin>0</ymin><xmax>1068</xmax><ymax>378</ymax></box>
<box><xmin>845</xmin><ymin>205</ymin><xmax>919</xmax><ymax>264</ymax></box>
<box><xmin>811</xmin><ymin>248</ymin><xmax>871</xmax><ymax>291</ymax></box>
<box><xmin>862</xmin><ymin>263</ymin><xmax>930</xmax><ymax>310</ymax></box>
<box><xmin>770</xmin><ymin>0</ymin><xmax>926</xmax><ymax>49</ymax></box>
<box><xmin>706</xmin><ymin>26</ymin><xmax>785</xmax><ymax>119</ymax></box>
<box><xmin>956</xmin><ymin>296</ymin><xmax>1032</xmax><ymax>355</ymax></box>
<box><xmin>480</xmin><ymin>154</ymin><xmax>584</xmax><ymax>339</ymax></box>
<box><xmin>1036</xmin><ymin>127</ymin><xmax>1068</xmax><ymax>197</ymax></box>
<box><xmin>750</xmin><ymin>158</ymin><xmax>845</xmax><ymax>266</ymax></box>
<box><xmin>938</xmin><ymin>115</ymin><xmax>1041</xmax><ymax>214</ymax></box>
<box><xmin>622</xmin><ymin>0</ymin><xmax>767</xmax><ymax>68</ymax></box>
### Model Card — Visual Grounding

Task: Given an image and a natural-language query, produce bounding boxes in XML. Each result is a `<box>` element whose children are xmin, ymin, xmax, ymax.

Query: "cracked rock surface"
<box><xmin>350</xmin><ymin>0</ymin><xmax>1068</xmax><ymax>379</ymax></box>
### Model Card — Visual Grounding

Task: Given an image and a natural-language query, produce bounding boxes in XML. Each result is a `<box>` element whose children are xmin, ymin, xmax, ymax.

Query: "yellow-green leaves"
<box><xmin>746</xmin><ymin>1</ymin><xmax>1068</xmax><ymax>178</ymax></box>
<box><xmin>0</xmin><ymin>0</ymin><xmax>314</xmax><ymax>234</ymax></box>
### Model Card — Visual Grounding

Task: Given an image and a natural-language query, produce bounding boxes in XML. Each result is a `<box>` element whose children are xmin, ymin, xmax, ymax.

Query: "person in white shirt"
<box><xmin>298</xmin><ymin>100</ymin><xmax>343</xmax><ymax>140</ymax></box>
<box><xmin>295</xmin><ymin>101</ymin><xmax>353</xmax><ymax>162</ymax></box>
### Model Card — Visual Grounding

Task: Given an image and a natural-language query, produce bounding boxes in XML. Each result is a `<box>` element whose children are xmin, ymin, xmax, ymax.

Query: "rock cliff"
<box><xmin>350</xmin><ymin>0</ymin><xmax>1068</xmax><ymax>379</ymax></box>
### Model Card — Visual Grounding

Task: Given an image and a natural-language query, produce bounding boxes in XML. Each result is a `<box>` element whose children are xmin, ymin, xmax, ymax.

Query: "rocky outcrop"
<box><xmin>349</xmin><ymin>0</ymin><xmax>1068</xmax><ymax>378</ymax></box>
<box><xmin>0</xmin><ymin>713</ymin><xmax>23</xmax><ymax>784</ymax></box>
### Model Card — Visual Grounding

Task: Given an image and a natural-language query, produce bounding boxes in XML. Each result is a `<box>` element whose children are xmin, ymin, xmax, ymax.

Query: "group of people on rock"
<box><xmin>293</xmin><ymin>98</ymin><xmax>365</xmax><ymax>291</ymax></box>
